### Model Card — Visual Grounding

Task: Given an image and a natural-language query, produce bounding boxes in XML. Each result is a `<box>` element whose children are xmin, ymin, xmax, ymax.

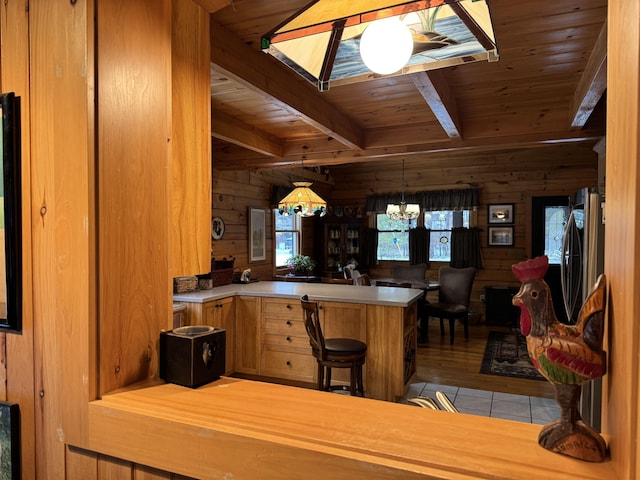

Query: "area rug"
<box><xmin>479</xmin><ymin>331</ymin><xmax>545</xmax><ymax>381</ymax></box>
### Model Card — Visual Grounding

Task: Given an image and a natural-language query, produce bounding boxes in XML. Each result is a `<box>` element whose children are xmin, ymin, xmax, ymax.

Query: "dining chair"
<box><xmin>300</xmin><ymin>295</ymin><xmax>367</xmax><ymax>396</ymax></box>
<box><xmin>421</xmin><ymin>267</ymin><xmax>476</xmax><ymax>344</ymax></box>
<box><xmin>352</xmin><ymin>273</ymin><xmax>371</xmax><ymax>286</ymax></box>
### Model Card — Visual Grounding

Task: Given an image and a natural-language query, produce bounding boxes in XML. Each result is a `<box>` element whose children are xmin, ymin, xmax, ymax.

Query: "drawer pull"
<box><xmin>286</xmin><ymin>361</ymin><xmax>291</xmax><ymax>366</ymax></box>
<box><xmin>286</xmin><ymin>320</ymin><xmax>292</xmax><ymax>326</ymax></box>
<box><xmin>286</xmin><ymin>336</ymin><xmax>292</xmax><ymax>342</ymax></box>
<box><xmin>286</xmin><ymin>304</ymin><xmax>292</xmax><ymax>309</ymax></box>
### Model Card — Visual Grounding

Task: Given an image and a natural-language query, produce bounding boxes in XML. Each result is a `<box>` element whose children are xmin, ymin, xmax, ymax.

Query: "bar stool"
<box><xmin>300</xmin><ymin>295</ymin><xmax>367</xmax><ymax>396</ymax></box>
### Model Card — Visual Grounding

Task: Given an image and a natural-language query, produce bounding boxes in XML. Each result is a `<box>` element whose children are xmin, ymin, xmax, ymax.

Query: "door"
<box><xmin>531</xmin><ymin>196</ymin><xmax>570</xmax><ymax>323</ymax></box>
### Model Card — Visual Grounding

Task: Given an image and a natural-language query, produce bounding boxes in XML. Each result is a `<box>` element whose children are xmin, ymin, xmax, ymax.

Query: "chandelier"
<box><xmin>278</xmin><ymin>181</ymin><xmax>327</xmax><ymax>217</ymax></box>
<box><xmin>386</xmin><ymin>160</ymin><xmax>420</xmax><ymax>221</ymax></box>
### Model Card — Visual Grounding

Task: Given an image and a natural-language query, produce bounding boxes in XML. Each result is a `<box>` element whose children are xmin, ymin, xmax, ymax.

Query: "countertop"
<box><xmin>173</xmin><ymin>280</ymin><xmax>423</xmax><ymax>307</ymax></box>
<box><xmin>89</xmin><ymin>377</ymin><xmax>616</xmax><ymax>480</ymax></box>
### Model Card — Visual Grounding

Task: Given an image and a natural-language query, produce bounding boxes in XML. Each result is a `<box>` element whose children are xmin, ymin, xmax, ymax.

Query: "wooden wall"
<box><xmin>0</xmin><ymin>0</ymin><xmax>36</xmax><ymax>477</ymax></box>
<box><xmin>328</xmin><ymin>143</ymin><xmax>600</xmax><ymax>316</ymax></box>
<box><xmin>210</xmin><ymin>166</ymin><xmax>332</xmax><ymax>278</ymax></box>
<box><xmin>605</xmin><ymin>0</ymin><xmax>640</xmax><ymax>476</ymax></box>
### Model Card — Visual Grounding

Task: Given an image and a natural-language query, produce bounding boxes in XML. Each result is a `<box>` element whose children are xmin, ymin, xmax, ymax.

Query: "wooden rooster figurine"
<box><xmin>512</xmin><ymin>255</ymin><xmax>607</xmax><ymax>462</ymax></box>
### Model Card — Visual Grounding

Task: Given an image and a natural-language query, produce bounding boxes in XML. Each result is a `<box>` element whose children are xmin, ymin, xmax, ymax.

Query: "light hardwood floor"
<box><xmin>417</xmin><ymin>321</ymin><xmax>555</xmax><ymax>399</ymax></box>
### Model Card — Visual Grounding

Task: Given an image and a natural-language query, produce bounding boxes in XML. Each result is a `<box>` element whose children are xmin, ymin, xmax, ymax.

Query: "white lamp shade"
<box><xmin>386</xmin><ymin>201</ymin><xmax>420</xmax><ymax>221</ymax></box>
<box><xmin>360</xmin><ymin>17</ymin><xmax>413</xmax><ymax>75</ymax></box>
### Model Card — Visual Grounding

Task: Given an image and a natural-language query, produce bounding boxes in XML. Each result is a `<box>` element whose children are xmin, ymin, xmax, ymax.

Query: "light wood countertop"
<box><xmin>88</xmin><ymin>377</ymin><xmax>617</xmax><ymax>480</ymax></box>
<box><xmin>173</xmin><ymin>280</ymin><xmax>423</xmax><ymax>307</ymax></box>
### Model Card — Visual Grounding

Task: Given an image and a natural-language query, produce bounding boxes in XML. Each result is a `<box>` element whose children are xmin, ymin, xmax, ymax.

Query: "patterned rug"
<box><xmin>480</xmin><ymin>331</ymin><xmax>545</xmax><ymax>381</ymax></box>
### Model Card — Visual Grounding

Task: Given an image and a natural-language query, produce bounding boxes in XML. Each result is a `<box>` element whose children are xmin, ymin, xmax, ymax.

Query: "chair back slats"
<box><xmin>438</xmin><ymin>267</ymin><xmax>476</xmax><ymax>306</ymax></box>
<box><xmin>300</xmin><ymin>295</ymin><xmax>325</xmax><ymax>358</ymax></box>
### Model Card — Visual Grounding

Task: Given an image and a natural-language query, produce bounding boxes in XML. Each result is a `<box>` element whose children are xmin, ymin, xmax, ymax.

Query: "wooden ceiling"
<box><xmin>205</xmin><ymin>0</ymin><xmax>607</xmax><ymax>171</ymax></box>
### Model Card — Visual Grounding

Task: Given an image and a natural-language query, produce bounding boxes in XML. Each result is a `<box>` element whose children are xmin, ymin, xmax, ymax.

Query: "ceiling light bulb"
<box><xmin>360</xmin><ymin>17</ymin><xmax>413</xmax><ymax>75</ymax></box>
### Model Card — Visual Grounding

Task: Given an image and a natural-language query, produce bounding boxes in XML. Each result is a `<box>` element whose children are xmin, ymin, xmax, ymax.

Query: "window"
<box><xmin>424</xmin><ymin>210</ymin><xmax>470</xmax><ymax>262</ymax></box>
<box><xmin>376</xmin><ymin>214</ymin><xmax>416</xmax><ymax>261</ymax></box>
<box><xmin>544</xmin><ymin>205</ymin><xmax>570</xmax><ymax>265</ymax></box>
<box><xmin>274</xmin><ymin>210</ymin><xmax>301</xmax><ymax>267</ymax></box>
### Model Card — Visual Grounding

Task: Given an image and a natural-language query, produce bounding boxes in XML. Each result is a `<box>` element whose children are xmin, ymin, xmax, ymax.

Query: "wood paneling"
<box><xmin>0</xmin><ymin>0</ymin><xmax>36</xmax><ymax>477</ymax></box>
<box><xmin>211</xmin><ymin>167</ymin><xmax>332</xmax><ymax>279</ymax></box>
<box><xmin>98</xmin><ymin>0</ymin><xmax>172</xmax><ymax>395</ymax></box>
<box><xmin>328</xmin><ymin>144</ymin><xmax>599</xmax><ymax>318</ymax></box>
<box><xmin>29</xmin><ymin>0</ymin><xmax>96</xmax><ymax>477</ymax></box>
<box><xmin>171</xmin><ymin>0</ymin><xmax>211</xmax><ymax>277</ymax></box>
<box><xmin>604</xmin><ymin>1</ymin><xmax>640</xmax><ymax>477</ymax></box>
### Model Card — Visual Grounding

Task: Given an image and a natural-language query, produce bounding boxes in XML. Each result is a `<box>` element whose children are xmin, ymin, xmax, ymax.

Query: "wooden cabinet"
<box><xmin>187</xmin><ymin>297</ymin><xmax>235</xmax><ymax>375</ymax></box>
<box><xmin>261</xmin><ymin>298</ymin><xmax>316</xmax><ymax>382</ymax></box>
<box><xmin>320</xmin><ymin>218</ymin><xmax>366</xmax><ymax>275</ymax></box>
<box><xmin>235</xmin><ymin>296</ymin><xmax>261</xmax><ymax>375</ymax></box>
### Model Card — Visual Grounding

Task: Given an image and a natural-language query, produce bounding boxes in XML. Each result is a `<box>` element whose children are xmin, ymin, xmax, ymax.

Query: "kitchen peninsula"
<box><xmin>174</xmin><ymin>281</ymin><xmax>423</xmax><ymax>401</ymax></box>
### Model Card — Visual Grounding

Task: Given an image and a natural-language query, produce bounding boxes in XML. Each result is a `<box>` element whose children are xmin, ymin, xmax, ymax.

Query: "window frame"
<box><xmin>273</xmin><ymin>209</ymin><xmax>302</xmax><ymax>268</ymax></box>
<box><xmin>375</xmin><ymin>213</ymin><xmax>416</xmax><ymax>262</ymax></box>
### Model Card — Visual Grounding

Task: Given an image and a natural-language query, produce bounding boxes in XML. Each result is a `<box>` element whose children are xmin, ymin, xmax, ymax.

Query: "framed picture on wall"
<box><xmin>0</xmin><ymin>401</ymin><xmax>21</xmax><ymax>479</ymax></box>
<box><xmin>488</xmin><ymin>226</ymin><xmax>514</xmax><ymax>247</ymax></box>
<box><xmin>488</xmin><ymin>203</ymin><xmax>514</xmax><ymax>224</ymax></box>
<box><xmin>249</xmin><ymin>208</ymin><xmax>266</xmax><ymax>262</ymax></box>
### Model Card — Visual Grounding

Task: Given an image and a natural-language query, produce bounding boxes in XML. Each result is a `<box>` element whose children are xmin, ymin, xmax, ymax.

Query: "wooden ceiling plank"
<box><xmin>410</xmin><ymin>71</ymin><xmax>462</xmax><ymax>139</ymax></box>
<box><xmin>570</xmin><ymin>21</ymin><xmax>607</xmax><ymax>127</ymax></box>
<box><xmin>212</xmin><ymin>108</ymin><xmax>284</xmax><ymax>157</ymax></box>
<box><xmin>210</xmin><ymin>20</ymin><xmax>365</xmax><ymax>150</ymax></box>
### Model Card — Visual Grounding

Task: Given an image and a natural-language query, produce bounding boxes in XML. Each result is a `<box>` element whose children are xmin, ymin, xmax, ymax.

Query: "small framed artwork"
<box><xmin>211</xmin><ymin>216</ymin><xmax>225</xmax><ymax>240</ymax></box>
<box><xmin>249</xmin><ymin>208</ymin><xmax>266</xmax><ymax>262</ymax></box>
<box><xmin>0</xmin><ymin>401</ymin><xmax>20</xmax><ymax>479</ymax></box>
<box><xmin>488</xmin><ymin>203</ymin><xmax>514</xmax><ymax>224</ymax></box>
<box><xmin>488</xmin><ymin>226</ymin><xmax>514</xmax><ymax>247</ymax></box>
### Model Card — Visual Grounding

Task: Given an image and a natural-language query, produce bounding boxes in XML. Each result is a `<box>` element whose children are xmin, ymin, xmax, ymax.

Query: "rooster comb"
<box><xmin>512</xmin><ymin>255</ymin><xmax>549</xmax><ymax>281</ymax></box>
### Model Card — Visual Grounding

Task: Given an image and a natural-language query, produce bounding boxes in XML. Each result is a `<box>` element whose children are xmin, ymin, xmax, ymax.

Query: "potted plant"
<box><xmin>286</xmin><ymin>254</ymin><xmax>316</xmax><ymax>275</ymax></box>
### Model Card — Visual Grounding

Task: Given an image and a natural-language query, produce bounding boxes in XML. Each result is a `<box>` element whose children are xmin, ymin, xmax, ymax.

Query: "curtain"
<box><xmin>450</xmin><ymin>227</ymin><xmax>483</xmax><ymax>269</ymax></box>
<box><xmin>409</xmin><ymin>227</ymin><xmax>430</xmax><ymax>266</ymax></box>
<box><xmin>363</xmin><ymin>228</ymin><xmax>378</xmax><ymax>267</ymax></box>
<box><xmin>366</xmin><ymin>188</ymin><xmax>479</xmax><ymax>214</ymax></box>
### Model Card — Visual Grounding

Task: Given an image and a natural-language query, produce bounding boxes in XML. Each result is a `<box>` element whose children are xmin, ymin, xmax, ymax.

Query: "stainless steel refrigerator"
<box><xmin>561</xmin><ymin>187</ymin><xmax>606</xmax><ymax>430</ymax></box>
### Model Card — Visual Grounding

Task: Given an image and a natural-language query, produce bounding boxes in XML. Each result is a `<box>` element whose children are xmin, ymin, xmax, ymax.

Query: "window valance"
<box><xmin>365</xmin><ymin>188</ymin><xmax>479</xmax><ymax>214</ymax></box>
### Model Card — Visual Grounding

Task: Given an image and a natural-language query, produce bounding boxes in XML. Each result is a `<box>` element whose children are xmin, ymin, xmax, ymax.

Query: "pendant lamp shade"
<box><xmin>278</xmin><ymin>181</ymin><xmax>327</xmax><ymax>217</ymax></box>
<box><xmin>360</xmin><ymin>17</ymin><xmax>413</xmax><ymax>75</ymax></box>
<box><xmin>261</xmin><ymin>0</ymin><xmax>498</xmax><ymax>91</ymax></box>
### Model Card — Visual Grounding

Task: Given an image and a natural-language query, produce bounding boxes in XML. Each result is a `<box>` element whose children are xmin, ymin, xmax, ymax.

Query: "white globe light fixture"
<box><xmin>360</xmin><ymin>17</ymin><xmax>413</xmax><ymax>75</ymax></box>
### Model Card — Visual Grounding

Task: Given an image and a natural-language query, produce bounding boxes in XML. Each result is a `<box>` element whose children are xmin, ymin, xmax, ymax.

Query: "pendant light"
<box><xmin>386</xmin><ymin>160</ymin><xmax>420</xmax><ymax>221</ymax></box>
<box><xmin>278</xmin><ymin>160</ymin><xmax>327</xmax><ymax>217</ymax></box>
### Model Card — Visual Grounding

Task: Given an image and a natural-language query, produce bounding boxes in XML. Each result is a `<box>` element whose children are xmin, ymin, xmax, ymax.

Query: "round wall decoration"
<box><xmin>211</xmin><ymin>216</ymin><xmax>225</xmax><ymax>240</ymax></box>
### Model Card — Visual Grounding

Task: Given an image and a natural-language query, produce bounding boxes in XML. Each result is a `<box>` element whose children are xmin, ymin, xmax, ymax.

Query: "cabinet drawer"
<box><xmin>261</xmin><ymin>347</ymin><xmax>316</xmax><ymax>381</ymax></box>
<box><xmin>262</xmin><ymin>316</ymin><xmax>307</xmax><ymax>336</ymax></box>
<box><xmin>262</xmin><ymin>298</ymin><xmax>302</xmax><ymax>318</ymax></box>
<box><xmin>263</xmin><ymin>332</ymin><xmax>309</xmax><ymax>349</ymax></box>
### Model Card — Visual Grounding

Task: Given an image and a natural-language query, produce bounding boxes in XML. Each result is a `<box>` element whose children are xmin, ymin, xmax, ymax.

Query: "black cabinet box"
<box><xmin>159</xmin><ymin>326</ymin><xmax>226</xmax><ymax>388</ymax></box>
<box><xmin>485</xmin><ymin>286</ymin><xmax>520</xmax><ymax>327</ymax></box>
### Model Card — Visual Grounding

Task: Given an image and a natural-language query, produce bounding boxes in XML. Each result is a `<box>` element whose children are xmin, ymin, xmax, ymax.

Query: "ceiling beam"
<box><xmin>214</xmin><ymin>129</ymin><xmax>603</xmax><ymax>169</ymax></box>
<box><xmin>570</xmin><ymin>21</ymin><xmax>607</xmax><ymax>128</ymax></box>
<box><xmin>212</xmin><ymin>107</ymin><xmax>283</xmax><ymax>157</ymax></box>
<box><xmin>410</xmin><ymin>71</ymin><xmax>462</xmax><ymax>139</ymax></box>
<box><xmin>210</xmin><ymin>20</ymin><xmax>365</xmax><ymax>150</ymax></box>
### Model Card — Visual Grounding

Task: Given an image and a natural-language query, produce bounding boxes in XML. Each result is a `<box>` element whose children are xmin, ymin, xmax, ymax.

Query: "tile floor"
<box><xmin>400</xmin><ymin>382</ymin><xmax>560</xmax><ymax>424</ymax></box>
